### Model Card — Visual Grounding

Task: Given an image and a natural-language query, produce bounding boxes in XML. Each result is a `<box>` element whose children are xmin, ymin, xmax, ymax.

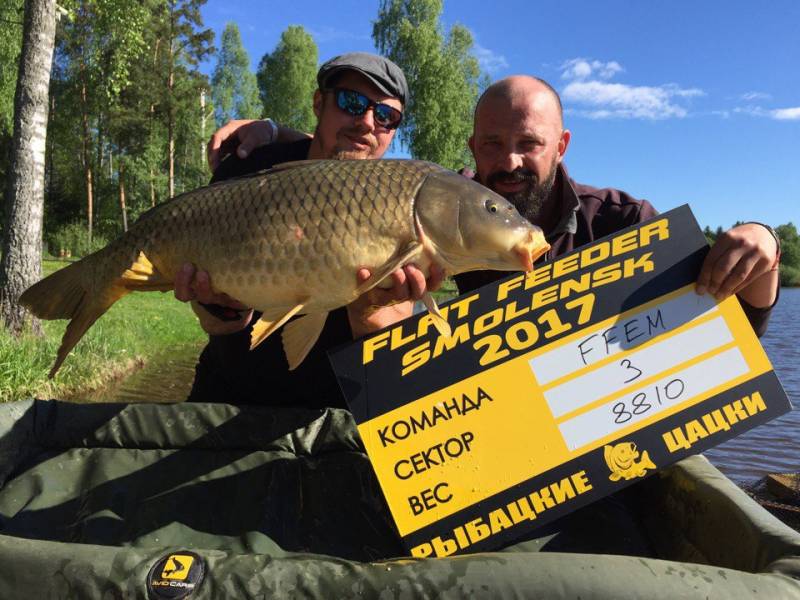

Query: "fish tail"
<box><xmin>20</xmin><ymin>255</ymin><xmax>133</xmax><ymax>378</ymax></box>
<box><xmin>48</xmin><ymin>288</ymin><xmax>124</xmax><ymax>378</ymax></box>
<box><xmin>19</xmin><ymin>260</ymin><xmax>91</xmax><ymax>320</ymax></box>
<box><xmin>640</xmin><ymin>451</ymin><xmax>656</xmax><ymax>470</ymax></box>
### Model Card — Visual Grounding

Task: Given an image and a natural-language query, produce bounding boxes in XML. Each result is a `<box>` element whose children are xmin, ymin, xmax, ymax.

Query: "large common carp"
<box><xmin>21</xmin><ymin>159</ymin><xmax>549</xmax><ymax>377</ymax></box>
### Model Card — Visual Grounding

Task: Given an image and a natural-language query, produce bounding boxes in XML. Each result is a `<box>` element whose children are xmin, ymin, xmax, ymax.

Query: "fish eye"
<box><xmin>485</xmin><ymin>199</ymin><xmax>499</xmax><ymax>213</ymax></box>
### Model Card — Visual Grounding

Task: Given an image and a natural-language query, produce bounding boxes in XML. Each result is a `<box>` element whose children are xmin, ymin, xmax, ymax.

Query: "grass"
<box><xmin>0</xmin><ymin>259</ymin><xmax>205</xmax><ymax>403</ymax></box>
<box><xmin>0</xmin><ymin>265</ymin><xmax>460</xmax><ymax>403</ymax></box>
<box><xmin>433</xmin><ymin>277</ymin><xmax>459</xmax><ymax>303</ymax></box>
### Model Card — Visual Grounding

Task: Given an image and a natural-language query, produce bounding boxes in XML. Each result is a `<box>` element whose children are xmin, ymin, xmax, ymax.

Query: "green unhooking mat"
<box><xmin>0</xmin><ymin>399</ymin><xmax>797</xmax><ymax>599</ymax></box>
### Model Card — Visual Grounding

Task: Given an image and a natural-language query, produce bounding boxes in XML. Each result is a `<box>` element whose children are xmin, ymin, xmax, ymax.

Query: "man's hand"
<box><xmin>174</xmin><ymin>263</ymin><xmax>254</xmax><ymax>335</ymax></box>
<box><xmin>206</xmin><ymin>119</ymin><xmax>274</xmax><ymax>172</ymax></box>
<box><xmin>347</xmin><ymin>264</ymin><xmax>445</xmax><ymax>338</ymax></box>
<box><xmin>696</xmin><ymin>223</ymin><xmax>780</xmax><ymax>307</ymax></box>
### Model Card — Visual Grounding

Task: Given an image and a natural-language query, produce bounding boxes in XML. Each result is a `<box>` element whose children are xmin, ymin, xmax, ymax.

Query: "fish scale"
<box><xmin>20</xmin><ymin>159</ymin><xmax>549</xmax><ymax>376</ymax></box>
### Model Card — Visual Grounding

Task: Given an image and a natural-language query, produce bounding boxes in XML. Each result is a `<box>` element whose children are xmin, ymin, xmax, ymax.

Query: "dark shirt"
<box><xmin>188</xmin><ymin>139</ymin><xmax>355</xmax><ymax>408</ymax></box>
<box><xmin>455</xmin><ymin>164</ymin><xmax>773</xmax><ymax>336</ymax></box>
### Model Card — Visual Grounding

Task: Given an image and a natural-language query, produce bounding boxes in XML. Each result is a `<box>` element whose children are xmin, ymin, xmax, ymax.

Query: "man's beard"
<box><xmin>485</xmin><ymin>158</ymin><xmax>558</xmax><ymax>222</ymax></box>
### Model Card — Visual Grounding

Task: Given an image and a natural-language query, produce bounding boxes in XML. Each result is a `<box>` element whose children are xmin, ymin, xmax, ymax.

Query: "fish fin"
<box><xmin>353</xmin><ymin>241</ymin><xmax>424</xmax><ymax>296</ymax></box>
<box><xmin>19</xmin><ymin>257</ymin><xmax>127</xmax><ymax>377</ymax></box>
<box><xmin>420</xmin><ymin>291</ymin><xmax>451</xmax><ymax>338</ymax></box>
<box><xmin>250</xmin><ymin>304</ymin><xmax>306</xmax><ymax>350</ymax></box>
<box><xmin>118</xmin><ymin>251</ymin><xmax>172</xmax><ymax>291</ymax></box>
<box><xmin>603</xmin><ymin>445</ymin><xmax>614</xmax><ymax>470</ymax></box>
<box><xmin>282</xmin><ymin>312</ymin><xmax>329</xmax><ymax>370</ymax></box>
<box><xmin>640</xmin><ymin>450</ymin><xmax>656</xmax><ymax>470</ymax></box>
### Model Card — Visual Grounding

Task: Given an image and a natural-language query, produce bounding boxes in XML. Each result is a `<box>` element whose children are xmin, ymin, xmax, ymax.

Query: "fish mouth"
<box><xmin>513</xmin><ymin>230</ymin><xmax>550</xmax><ymax>272</ymax></box>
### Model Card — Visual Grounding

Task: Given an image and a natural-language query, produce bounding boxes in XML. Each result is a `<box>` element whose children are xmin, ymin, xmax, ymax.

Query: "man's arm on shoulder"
<box><xmin>207</xmin><ymin>119</ymin><xmax>311</xmax><ymax>173</ymax></box>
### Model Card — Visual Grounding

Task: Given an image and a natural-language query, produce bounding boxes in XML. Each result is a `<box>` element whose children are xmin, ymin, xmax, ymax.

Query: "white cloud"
<box><xmin>562</xmin><ymin>80</ymin><xmax>704</xmax><ymax>120</ymax></box>
<box><xmin>557</xmin><ymin>57</ymin><xmax>701</xmax><ymax>119</ymax></box>
<box><xmin>771</xmin><ymin>107</ymin><xmax>800</xmax><ymax>120</ymax></box>
<box><xmin>734</xmin><ymin>105</ymin><xmax>800</xmax><ymax>120</ymax></box>
<box><xmin>560</xmin><ymin>58</ymin><xmax>623</xmax><ymax>81</ymax></box>
<box><xmin>474</xmin><ymin>44</ymin><xmax>509</xmax><ymax>74</ymax></box>
<box><xmin>740</xmin><ymin>91</ymin><xmax>771</xmax><ymax>101</ymax></box>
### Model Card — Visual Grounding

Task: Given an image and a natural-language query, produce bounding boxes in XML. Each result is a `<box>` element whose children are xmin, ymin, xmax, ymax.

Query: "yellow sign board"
<box><xmin>330</xmin><ymin>206</ymin><xmax>790</xmax><ymax>556</ymax></box>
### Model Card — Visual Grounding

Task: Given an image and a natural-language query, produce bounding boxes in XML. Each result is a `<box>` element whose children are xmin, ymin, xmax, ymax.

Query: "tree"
<box><xmin>373</xmin><ymin>0</ymin><xmax>482</xmax><ymax>169</ymax></box>
<box><xmin>0</xmin><ymin>0</ymin><xmax>24</xmax><ymax>232</ymax></box>
<box><xmin>702</xmin><ymin>225</ymin><xmax>716</xmax><ymax>245</ymax></box>
<box><xmin>54</xmin><ymin>0</ymin><xmax>148</xmax><ymax>244</ymax></box>
<box><xmin>776</xmin><ymin>223</ymin><xmax>799</xmax><ymax>268</ymax></box>
<box><xmin>41</xmin><ymin>0</ymin><xmax>213</xmax><ymax>249</ymax></box>
<box><xmin>0</xmin><ymin>0</ymin><xmax>23</xmax><ymax>137</ymax></box>
<box><xmin>257</xmin><ymin>25</ymin><xmax>318</xmax><ymax>133</ymax></box>
<box><xmin>152</xmin><ymin>0</ymin><xmax>213</xmax><ymax>198</ymax></box>
<box><xmin>211</xmin><ymin>22</ymin><xmax>259</xmax><ymax>126</ymax></box>
<box><xmin>0</xmin><ymin>0</ymin><xmax>57</xmax><ymax>334</ymax></box>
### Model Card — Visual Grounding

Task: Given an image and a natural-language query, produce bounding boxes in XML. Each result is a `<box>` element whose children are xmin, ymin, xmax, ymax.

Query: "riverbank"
<box><xmin>0</xmin><ymin>259</ymin><xmax>205</xmax><ymax>403</ymax></box>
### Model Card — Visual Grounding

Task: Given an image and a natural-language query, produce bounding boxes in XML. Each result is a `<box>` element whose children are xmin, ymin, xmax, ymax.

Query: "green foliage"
<box><xmin>705</xmin><ymin>221</ymin><xmax>800</xmax><ymax>286</ymax></box>
<box><xmin>780</xmin><ymin>264</ymin><xmax>800</xmax><ymax>287</ymax></box>
<box><xmin>0</xmin><ymin>0</ymin><xmax>23</xmax><ymax>194</ymax></box>
<box><xmin>775</xmin><ymin>222</ymin><xmax>799</xmax><ymax>286</ymax></box>
<box><xmin>211</xmin><ymin>22</ymin><xmax>260</xmax><ymax>125</ymax></box>
<box><xmin>0</xmin><ymin>0</ymin><xmax>23</xmax><ymax>137</ymax></box>
<box><xmin>373</xmin><ymin>0</ymin><xmax>482</xmax><ymax>169</ymax></box>
<box><xmin>41</xmin><ymin>0</ymin><xmax>214</xmax><ymax>241</ymax></box>
<box><xmin>257</xmin><ymin>25</ymin><xmax>318</xmax><ymax>133</ymax></box>
<box><xmin>46</xmin><ymin>222</ymin><xmax>108</xmax><ymax>257</ymax></box>
<box><xmin>702</xmin><ymin>225</ymin><xmax>716</xmax><ymax>245</ymax></box>
<box><xmin>0</xmin><ymin>260</ymin><xmax>205</xmax><ymax>402</ymax></box>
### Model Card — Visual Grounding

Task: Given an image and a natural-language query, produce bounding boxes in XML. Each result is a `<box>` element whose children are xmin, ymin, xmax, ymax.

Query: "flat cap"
<box><xmin>317</xmin><ymin>52</ymin><xmax>409</xmax><ymax>105</ymax></box>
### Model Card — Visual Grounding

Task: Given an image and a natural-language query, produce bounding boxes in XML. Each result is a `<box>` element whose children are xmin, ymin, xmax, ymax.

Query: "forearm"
<box><xmin>275</xmin><ymin>123</ymin><xmax>312</xmax><ymax>144</ymax></box>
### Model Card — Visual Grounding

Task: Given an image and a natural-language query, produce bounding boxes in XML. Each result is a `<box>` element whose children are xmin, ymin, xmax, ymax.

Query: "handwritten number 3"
<box><xmin>620</xmin><ymin>359</ymin><xmax>643</xmax><ymax>384</ymax></box>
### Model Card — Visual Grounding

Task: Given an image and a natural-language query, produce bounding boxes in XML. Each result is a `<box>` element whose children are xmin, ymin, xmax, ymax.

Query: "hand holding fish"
<box><xmin>174</xmin><ymin>263</ymin><xmax>254</xmax><ymax>335</ymax></box>
<box><xmin>347</xmin><ymin>263</ymin><xmax>445</xmax><ymax>338</ymax></box>
<box><xmin>696</xmin><ymin>223</ymin><xmax>780</xmax><ymax>307</ymax></box>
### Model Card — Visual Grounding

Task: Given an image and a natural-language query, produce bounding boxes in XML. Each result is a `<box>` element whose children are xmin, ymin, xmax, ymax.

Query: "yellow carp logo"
<box><xmin>147</xmin><ymin>550</ymin><xmax>205</xmax><ymax>600</ymax></box>
<box><xmin>161</xmin><ymin>554</ymin><xmax>194</xmax><ymax>580</ymax></box>
<box><xmin>603</xmin><ymin>442</ymin><xmax>656</xmax><ymax>481</ymax></box>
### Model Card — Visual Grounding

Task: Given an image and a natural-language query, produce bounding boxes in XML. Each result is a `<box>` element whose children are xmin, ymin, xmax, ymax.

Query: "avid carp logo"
<box><xmin>147</xmin><ymin>551</ymin><xmax>205</xmax><ymax>599</ymax></box>
<box><xmin>603</xmin><ymin>442</ymin><xmax>656</xmax><ymax>481</ymax></box>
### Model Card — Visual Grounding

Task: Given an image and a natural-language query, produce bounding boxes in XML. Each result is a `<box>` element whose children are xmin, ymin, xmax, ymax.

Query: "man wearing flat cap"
<box><xmin>177</xmin><ymin>52</ymin><xmax>442</xmax><ymax>406</ymax></box>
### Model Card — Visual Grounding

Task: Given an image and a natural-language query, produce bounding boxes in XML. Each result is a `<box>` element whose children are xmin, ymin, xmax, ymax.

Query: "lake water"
<box><xmin>92</xmin><ymin>289</ymin><xmax>799</xmax><ymax>484</ymax></box>
<box><xmin>704</xmin><ymin>287</ymin><xmax>800</xmax><ymax>483</ymax></box>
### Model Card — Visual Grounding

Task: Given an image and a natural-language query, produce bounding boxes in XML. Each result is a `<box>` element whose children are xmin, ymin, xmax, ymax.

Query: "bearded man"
<box><xmin>457</xmin><ymin>76</ymin><xmax>778</xmax><ymax>333</ymax></box>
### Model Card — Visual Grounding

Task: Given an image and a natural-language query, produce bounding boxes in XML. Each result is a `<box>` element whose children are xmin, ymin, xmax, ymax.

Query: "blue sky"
<box><xmin>199</xmin><ymin>0</ymin><xmax>799</xmax><ymax>229</ymax></box>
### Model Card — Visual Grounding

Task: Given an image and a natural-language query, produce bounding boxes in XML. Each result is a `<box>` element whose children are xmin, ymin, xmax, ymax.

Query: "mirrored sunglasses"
<box><xmin>330</xmin><ymin>88</ymin><xmax>403</xmax><ymax>130</ymax></box>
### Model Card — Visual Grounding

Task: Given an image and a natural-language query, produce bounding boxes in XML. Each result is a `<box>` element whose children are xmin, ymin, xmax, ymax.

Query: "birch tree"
<box><xmin>0</xmin><ymin>0</ymin><xmax>57</xmax><ymax>334</ymax></box>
